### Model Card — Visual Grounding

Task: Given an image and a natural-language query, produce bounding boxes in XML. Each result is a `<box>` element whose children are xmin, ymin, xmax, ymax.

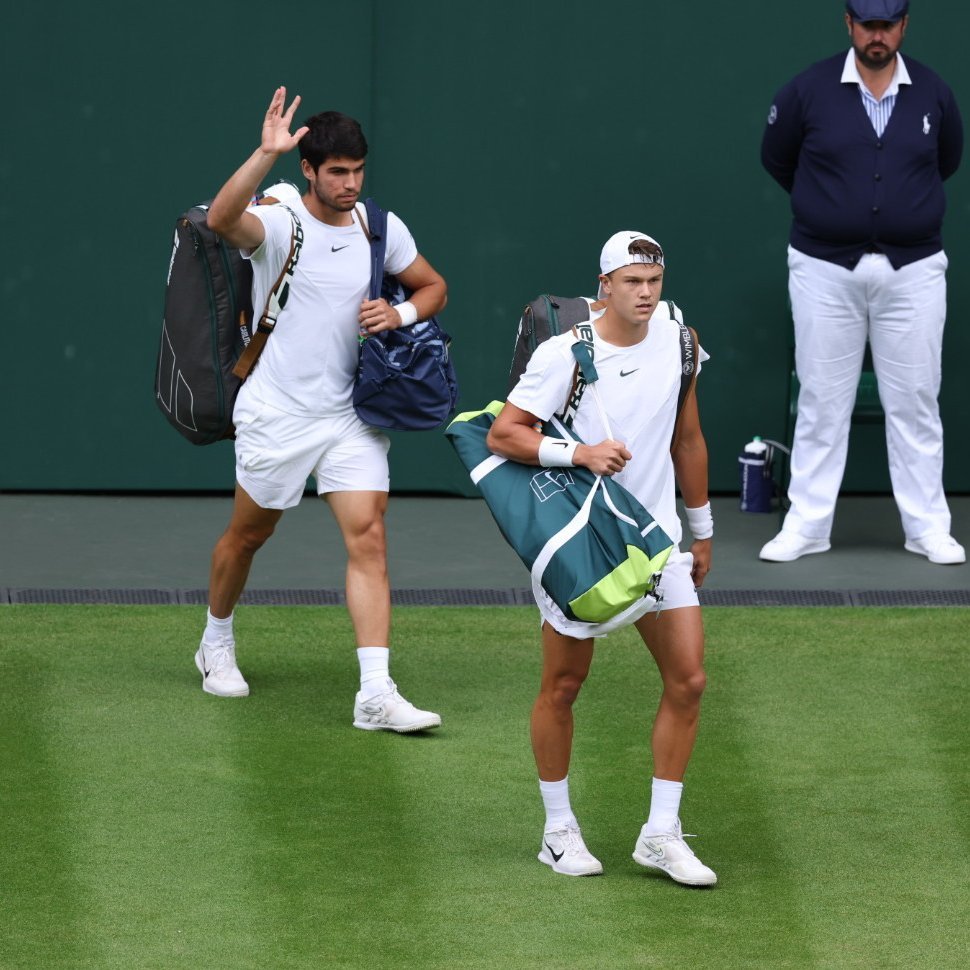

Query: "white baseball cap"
<box><xmin>597</xmin><ymin>231</ymin><xmax>665</xmax><ymax>297</ymax></box>
<box><xmin>599</xmin><ymin>230</ymin><xmax>665</xmax><ymax>276</ymax></box>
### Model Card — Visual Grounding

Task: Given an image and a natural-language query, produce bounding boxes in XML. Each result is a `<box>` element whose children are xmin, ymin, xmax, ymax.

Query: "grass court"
<box><xmin>1</xmin><ymin>605</ymin><xmax>968</xmax><ymax>969</ymax></box>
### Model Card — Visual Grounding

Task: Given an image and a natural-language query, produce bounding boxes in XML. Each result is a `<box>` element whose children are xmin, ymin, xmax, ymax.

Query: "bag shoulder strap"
<box><xmin>558</xmin><ymin>322</ymin><xmax>598</xmax><ymax>428</ymax></box>
<box><xmin>667</xmin><ymin>299</ymin><xmax>699</xmax><ymax>449</ymax></box>
<box><xmin>231</xmin><ymin>202</ymin><xmax>304</xmax><ymax>380</ymax></box>
<box><xmin>360</xmin><ymin>198</ymin><xmax>387</xmax><ymax>302</ymax></box>
<box><xmin>667</xmin><ymin>301</ymin><xmax>697</xmax><ymax>419</ymax></box>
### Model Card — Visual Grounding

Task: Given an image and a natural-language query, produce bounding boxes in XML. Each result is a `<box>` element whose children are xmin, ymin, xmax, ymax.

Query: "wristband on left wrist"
<box><xmin>685</xmin><ymin>501</ymin><xmax>713</xmax><ymax>540</ymax></box>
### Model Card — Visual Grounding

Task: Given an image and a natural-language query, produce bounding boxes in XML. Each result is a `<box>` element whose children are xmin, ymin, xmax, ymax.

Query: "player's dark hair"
<box><xmin>628</xmin><ymin>238</ymin><xmax>664</xmax><ymax>263</ymax></box>
<box><xmin>298</xmin><ymin>111</ymin><xmax>368</xmax><ymax>170</ymax></box>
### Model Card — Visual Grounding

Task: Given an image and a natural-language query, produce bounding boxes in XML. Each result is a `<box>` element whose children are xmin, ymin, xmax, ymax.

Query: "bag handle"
<box><xmin>231</xmin><ymin>203</ymin><xmax>304</xmax><ymax>380</ymax></box>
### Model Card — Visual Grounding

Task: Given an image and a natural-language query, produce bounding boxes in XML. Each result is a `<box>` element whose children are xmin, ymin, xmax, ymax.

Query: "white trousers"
<box><xmin>784</xmin><ymin>246</ymin><xmax>951</xmax><ymax>542</ymax></box>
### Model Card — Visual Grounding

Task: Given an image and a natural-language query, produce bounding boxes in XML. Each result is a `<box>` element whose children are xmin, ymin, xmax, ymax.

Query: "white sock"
<box><xmin>357</xmin><ymin>647</ymin><xmax>390</xmax><ymax>695</ymax></box>
<box><xmin>646</xmin><ymin>777</ymin><xmax>684</xmax><ymax>834</ymax></box>
<box><xmin>539</xmin><ymin>777</ymin><xmax>577</xmax><ymax>830</ymax></box>
<box><xmin>204</xmin><ymin>609</ymin><xmax>234</xmax><ymax>643</ymax></box>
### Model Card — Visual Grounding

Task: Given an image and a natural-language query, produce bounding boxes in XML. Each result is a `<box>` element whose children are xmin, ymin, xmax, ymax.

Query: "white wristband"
<box><xmin>395</xmin><ymin>300</ymin><xmax>418</xmax><ymax>327</ymax></box>
<box><xmin>537</xmin><ymin>436</ymin><xmax>578</xmax><ymax>467</ymax></box>
<box><xmin>685</xmin><ymin>502</ymin><xmax>714</xmax><ymax>540</ymax></box>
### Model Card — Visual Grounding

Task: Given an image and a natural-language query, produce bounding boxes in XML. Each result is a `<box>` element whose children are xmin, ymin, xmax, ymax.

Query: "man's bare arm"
<box><xmin>207</xmin><ymin>86</ymin><xmax>308</xmax><ymax>250</ymax></box>
<box><xmin>358</xmin><ymin>254</ymin><xmax>448</xmax><ymax>334</ymax></box>
<box><xmin>487</xmin><ymin>401</ymin><xmax>632</xmax><ymax>476</ymax></box>
<box><xmin>671</xmin><ymin>388</ymin><xmax>712</xmax><ymax>586</ymax></box>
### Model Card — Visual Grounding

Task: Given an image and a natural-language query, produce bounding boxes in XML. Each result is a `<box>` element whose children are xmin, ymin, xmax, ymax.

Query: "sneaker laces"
<box><xmin>645</xmin><ymin>824</ymin><xmax>700</xmax><ymax>857</ymax></box>
<box><xmin>361</xmin><ymin>679</ymin><xmax>418</xmax><ymax>712</ymax></box>
<box><xmin>385</xmin><ymin>680</ymin><xmax>418</xmax><ymax>710</ymax></box>
<box><xmin>362</xmin><ymin>678</ymin><xmax>397</xmax><ymax>701</ymax></box>
<box><xmin>205</xmin><ymin>637</ymin><xmax>237</xmax><ymax>676</ymax></box>
<box><xmin>549</xmin><ymin>825</ymin><xmax>588</xmax><ymax>858</ymax></box>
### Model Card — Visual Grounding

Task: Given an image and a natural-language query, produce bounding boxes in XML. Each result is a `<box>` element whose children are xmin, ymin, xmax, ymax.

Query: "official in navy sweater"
<box><xmin>760</xmin><ymin>0</ymin><xmax>965</xmax><ymax>565</ymax></box>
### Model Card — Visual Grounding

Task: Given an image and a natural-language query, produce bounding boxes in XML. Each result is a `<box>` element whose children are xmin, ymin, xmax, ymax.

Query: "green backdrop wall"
<box><xmin>3</xmin><ymin>1</ymin><xmax>968</xmax><ymax>496</ymax></box>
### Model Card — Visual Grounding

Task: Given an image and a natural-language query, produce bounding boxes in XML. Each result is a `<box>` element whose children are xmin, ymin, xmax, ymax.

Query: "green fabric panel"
<box><xmin>449</xmin><ymin>400</ymin><xmax>506</xmax><ymax>426</ymax></box>
<box><xmin>568</xmin><ymin>545</ymin><xmax>673</xmax><ymax>623</ymax></box>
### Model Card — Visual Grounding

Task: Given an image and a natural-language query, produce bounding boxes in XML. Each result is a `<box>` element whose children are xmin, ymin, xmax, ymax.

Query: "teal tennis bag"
<box><xmin>446</xmin><ymin>401</ymin><xmax>673</xmax><ymax>624</ymax></box>
<box><xmin>447</xmin><ymin>311</ymin><xmax>694</xmax><ymax>630</ymax></box>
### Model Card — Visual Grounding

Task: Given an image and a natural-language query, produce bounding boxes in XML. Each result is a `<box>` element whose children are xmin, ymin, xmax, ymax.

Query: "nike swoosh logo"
<box><xmin>361</xmin><ymin>704</ymin><xmax>384</xmax><ymax>716</ymax></box>
<box><xmin>331</xmin><ymin>244</ymin><xmax>350</xmax><ymax>252</ymax></box>
<box><xmin>545</xmin><ymin>841</ymin><xmax>564</xmax><ymax>863</ymax></box>
<box><xmin>620</xmin><ymin>368</ymin><xmax>640</xmax><ymax>377</ymax></box>
<box><xmin>646</xmin><ymin>842</ymin><xmax>665</xmax><ymax>859</ymax></box>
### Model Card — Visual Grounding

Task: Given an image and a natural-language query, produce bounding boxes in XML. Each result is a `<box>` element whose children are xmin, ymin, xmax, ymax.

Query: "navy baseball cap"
<box><xmin>846</xmin><ymin>0</ymin><xmax>909</xmax><ymax>22</ymax></box>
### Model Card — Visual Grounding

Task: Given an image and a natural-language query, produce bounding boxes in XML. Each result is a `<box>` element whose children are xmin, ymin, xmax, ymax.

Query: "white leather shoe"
<box><xmin>759</xmin><ymin>531</ymin><xmax>831</xmax><ymax>562</ymax></box>
<box><xmin>195</xmin><ymin>637</ymin><xmax>249</xmax><ymax>697</ymax></box>
<box><xmin>632</xmin><ymin>819</ymin><xmax>717</xmax><ymax>887</ymax></box>
<box><xmin>904</xmin><ymin>534</ymin><xmax>966</xmax><ymax>565</ymax></box>
<box><xmin>538</xmin><ymin>824</ymin><xmax>603</xmax><ymax>877</ymax></box>
<box><xmin>352</xmin><ymin>679</ymin><xmax>441</xmax><ymax>733</ymax></box>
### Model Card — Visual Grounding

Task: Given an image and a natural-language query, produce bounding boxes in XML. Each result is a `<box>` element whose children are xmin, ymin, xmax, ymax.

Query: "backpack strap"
<box><xmin>231</xmin><ymin>203</ymin><xmax>304</xmax><ymax>380</ymax></box>
<box><xmin>667</xmin><ymin>300</ymin><xmax>699</xmax><ymax>448</ymax></box>
<box><xmin>559</xmin><ymin>322</ymin><xmax>597</xmax><ymax>428</ymax></box>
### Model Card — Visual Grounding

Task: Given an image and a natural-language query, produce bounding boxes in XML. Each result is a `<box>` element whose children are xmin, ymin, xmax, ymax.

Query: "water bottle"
<box><xmin>739</xmin><ymin>436</ymin><xmax>774</xmax><ymax>513</ymax></box>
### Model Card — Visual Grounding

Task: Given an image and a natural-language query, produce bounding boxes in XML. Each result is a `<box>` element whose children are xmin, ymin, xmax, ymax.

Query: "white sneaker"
<box><xmin>195</xmin><ymin>636</ymin><xmax>249</xmax><ymax>697</ymax></box>
<box><xmin>904</xmin><ymin>534</ymin><xmax>966</xmax><ymax>565</ymax></box>
<box><xmin>352</xmin><ymin>679</ymin><xmax>441</xmax><ymax>733</ymax></box>
<box><xmin>538</xmin><ymin>824</ymin><xmax>604</xmax><ymax>877</ymax></box>
<box><xmin>632</xmin><ymin>819</ymin><xmax>717</xmax><ymax>887</ymax></box>
<box><xmin>759</xmin><ymin>530</ymin><xmax>831</xmax><ymax>562</ymax></box>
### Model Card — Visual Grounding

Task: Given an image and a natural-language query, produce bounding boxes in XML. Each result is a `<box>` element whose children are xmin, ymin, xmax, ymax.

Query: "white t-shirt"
<box><xmin>507</xmin><ymin>302</ymin><xmax>709</xmax><ymax>546</ymax></box>
<box><xmin>238</xmin><ymin>197</ymin><xmax>418</xmax><ymax>417</ymax></box>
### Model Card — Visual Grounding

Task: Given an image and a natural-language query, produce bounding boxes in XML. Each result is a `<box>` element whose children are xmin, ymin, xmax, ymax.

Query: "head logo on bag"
<box><xmin>531</xmin><ymin>469</ymin><xmax>575</xmax><ymax>502</ymax></box>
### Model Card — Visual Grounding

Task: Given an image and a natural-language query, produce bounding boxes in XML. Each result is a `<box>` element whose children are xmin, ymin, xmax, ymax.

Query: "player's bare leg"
<box><xmin>327</xmin><ymin>490</ymin><xmax>440</xmax><ymax>733</ymax></box>
<box><xmin>631</xmin><ymin>605</ymin><xmax>716</xmax><ymax>886</ymax></box>
<box><xmin>198</xmin><ymin>483</ymin><xmax>282</xmax><ymax>697</ymax></box>
<box><xmin>531</xmin><ymin>624</ymin><xmax>602</xmax><ymax>875</ymax></box>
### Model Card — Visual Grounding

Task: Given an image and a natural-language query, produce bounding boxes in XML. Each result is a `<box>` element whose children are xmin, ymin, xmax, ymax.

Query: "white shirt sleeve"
<box><xmin>241</xmin><ymin>204</ymin><xmax>293</xmax><ymax>274</ymax></box>
<box><xmin>383</xmin><ymin>210</ymin><xmax>419</xmax><ymax>276</ymax></box>
<box><xmin>507</xmin><ymin>339</ymin><xmax>575</xmax><ymax>422</ymax></box>
<box><xmin>697</xmin><ymin>343</ymin><xmax>710</xmax><ymax>374</ymax></box>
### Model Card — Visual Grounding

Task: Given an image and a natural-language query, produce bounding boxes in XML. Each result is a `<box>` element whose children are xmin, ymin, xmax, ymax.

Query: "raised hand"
<box><xmin>261</xmin><ymin>86</ymin><xmax>309</xmax><ymax>156</ymax></box>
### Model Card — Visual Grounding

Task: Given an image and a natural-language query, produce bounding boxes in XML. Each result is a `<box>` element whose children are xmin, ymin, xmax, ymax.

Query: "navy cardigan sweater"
<box><xmin>761</xmin><ymin>52</ymin><xmax>963</xmax><ymax>269</ymax></box>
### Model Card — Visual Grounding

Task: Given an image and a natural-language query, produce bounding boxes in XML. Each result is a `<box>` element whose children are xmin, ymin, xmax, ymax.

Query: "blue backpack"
<box><xmin>352</xmin><ymin>199</ymin><xmax>459</xmax><ymax>431</ymax></box>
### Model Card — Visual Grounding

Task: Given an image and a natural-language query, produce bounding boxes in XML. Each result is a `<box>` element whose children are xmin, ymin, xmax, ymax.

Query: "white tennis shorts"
<box><xmin>650</xmin><ymin>550</ymin><xmax>701</xmax><ymax>612</ymax></box>
<box><xmin>233</xmin><ymin>395</ymin><xmax>390</xmax><ymax>510</ymax></box>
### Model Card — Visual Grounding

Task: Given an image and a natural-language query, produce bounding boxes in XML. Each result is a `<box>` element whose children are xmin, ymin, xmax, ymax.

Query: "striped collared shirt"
<box><xmin>841</xmin><ymin>49</ymin><xmax>912</xmax><ymax>136</ymax></box>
